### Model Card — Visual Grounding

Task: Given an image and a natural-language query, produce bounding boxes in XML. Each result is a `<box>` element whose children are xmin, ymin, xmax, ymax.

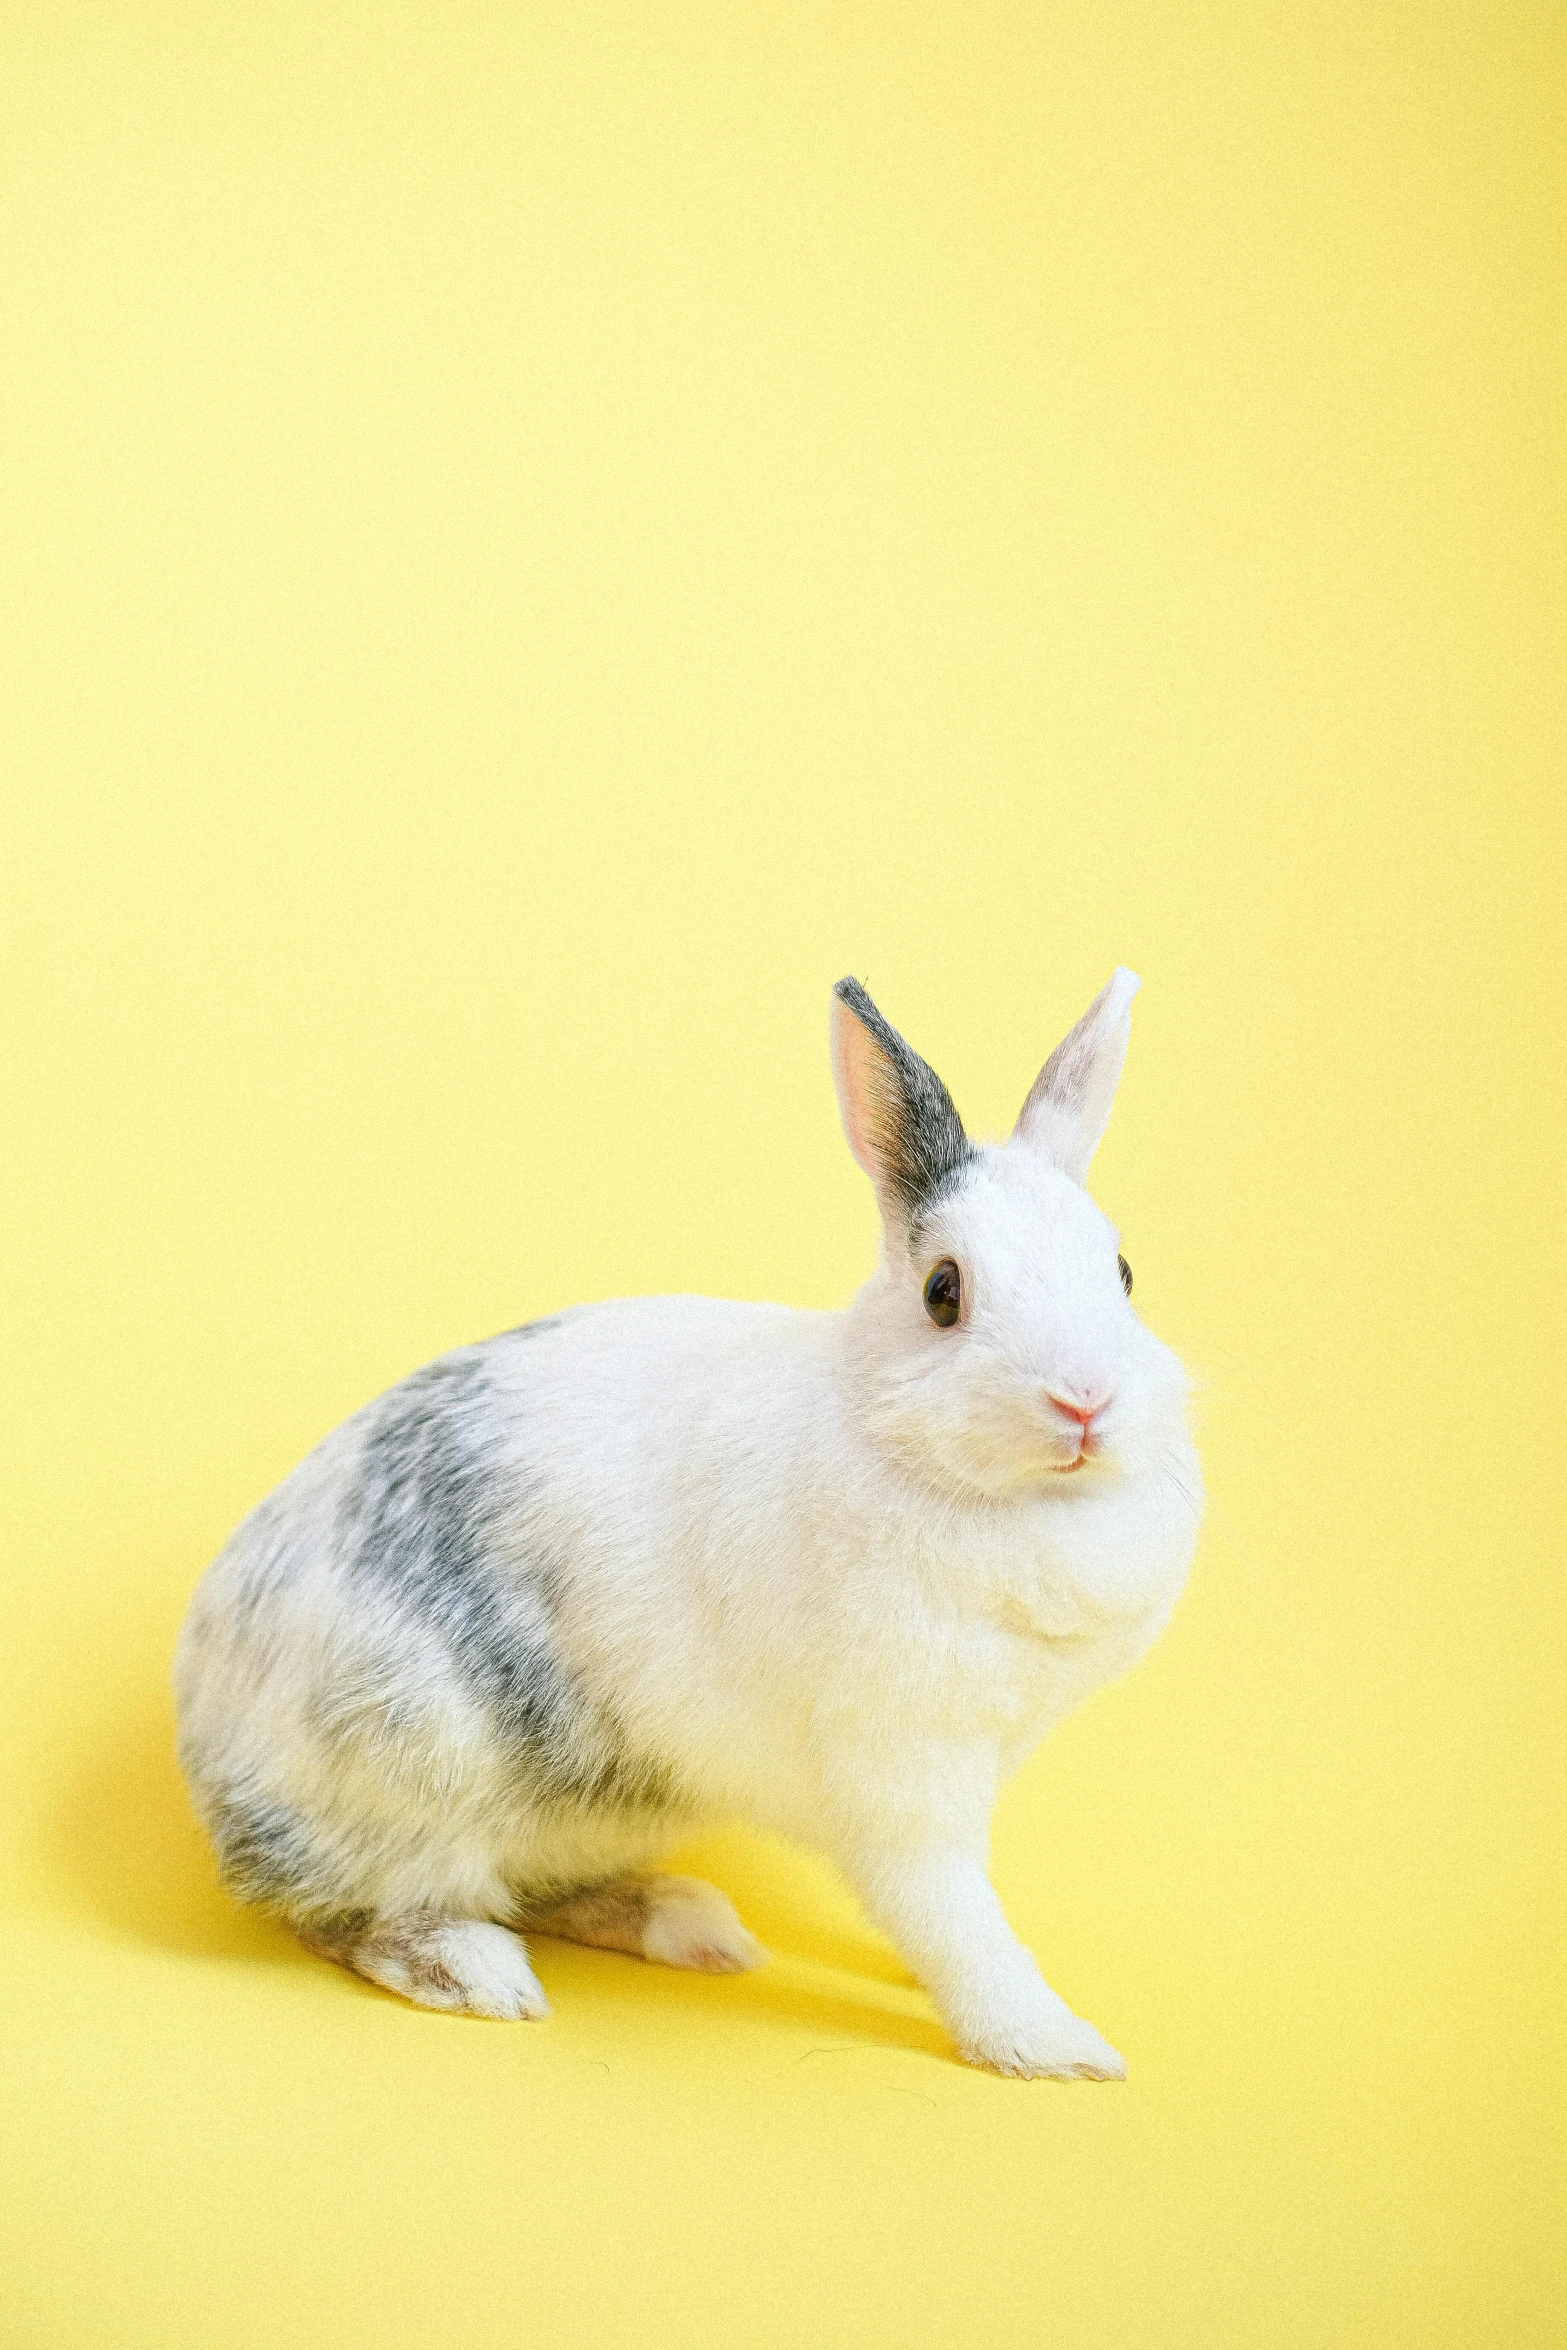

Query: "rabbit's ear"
<box><xmin>1013</xmin><ymin>968</ymin><xmax>1142</xmax><ymax>1183</ymax></box>
<box><xmin>832</xmin><ymin>978</ymin><xmax>972</xmax><ymax>1239</ymax></box>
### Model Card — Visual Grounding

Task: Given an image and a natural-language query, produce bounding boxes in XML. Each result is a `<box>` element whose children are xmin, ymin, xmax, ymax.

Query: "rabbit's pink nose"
<box><xmin>1047</xmin><ymin>1391</ymin><xmax>1107</xmax><ymax>1428</ymax></box>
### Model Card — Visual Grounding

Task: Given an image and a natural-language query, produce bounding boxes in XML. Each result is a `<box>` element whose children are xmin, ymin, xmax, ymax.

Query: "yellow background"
<box><xmin>1</xmin><ymin>5</ymin><xmax>1561</xmax><ymax>2344</ymax></box>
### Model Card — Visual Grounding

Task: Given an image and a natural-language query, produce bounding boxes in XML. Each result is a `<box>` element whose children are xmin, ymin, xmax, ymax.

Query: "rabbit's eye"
<box><xmin>923</xmin><ymin>1259</ymin><xmax>962</xmax><ymax>1327</ymax></box>
<box><xmin>1118</xmin><ymin>1254</ymin><xmax>1133</xmax><ymax>1296</ymax></box>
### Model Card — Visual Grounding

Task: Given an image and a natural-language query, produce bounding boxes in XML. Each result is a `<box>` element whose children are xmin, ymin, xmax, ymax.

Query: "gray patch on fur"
<box><xmin>522</xmin><ymin>1875</ymin><xmax>653</xmax><ymax>1951</ymax></box>
<box><xmin>338</xmin><ymin>1353</ymin><xmax>683</xmax><ymax>1817</ymax></box>
<box><xmin>205</xmin><ymin>1784</ymin><xmax>338</xmax><ymax>1912</ymax></box>
<box><xmin>297</xmin><ymin>1905</ymin><xmax>375</xmax><ymax>1949</ymax></box>
<box><xmin>834</xmin><ymin>977</ymin><xmax>976</xmax><ymax>1236</ymax></box>
<box><xmin>295</xmin><ymin>1912</ymin><xmax>475</xmax><ymax>2005</ymax></box>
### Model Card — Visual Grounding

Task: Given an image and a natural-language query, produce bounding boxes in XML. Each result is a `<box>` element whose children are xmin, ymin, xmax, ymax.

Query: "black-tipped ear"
<box><xmin>831</xmin><ymin>977</ymin><xmax>973</xmax><ymax>1238</ymax></box>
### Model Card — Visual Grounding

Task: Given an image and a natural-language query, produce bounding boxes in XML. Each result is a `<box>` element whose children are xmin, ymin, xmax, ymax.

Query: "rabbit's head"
<box><xmin>832</xmin><ymin>971</ymin><xmax>1190</xmax><ymax>1500</ymax></box>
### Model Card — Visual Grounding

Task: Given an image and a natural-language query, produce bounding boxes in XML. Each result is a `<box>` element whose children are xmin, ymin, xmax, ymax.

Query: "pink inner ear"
<box><xmin>1013</xmin><ymin>969</ymin><xmax>1140</xmax><ymax>1181</ymax></box>
<box><xmin>831</xmin><ymin>997</ymin><xmax>889</xmax><ymax>1184</ymax></box>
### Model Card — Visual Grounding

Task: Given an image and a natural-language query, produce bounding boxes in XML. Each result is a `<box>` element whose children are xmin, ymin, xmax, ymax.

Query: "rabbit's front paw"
<box><xmin>958</xmin><ymin>2003</ymin><xmax>1125</xmax><ymax>2082</ymax></box>
<box><xmin>641</xmin><ymin>1876</ymin><xmax>766</xmax><ymax>1974</ymax></box>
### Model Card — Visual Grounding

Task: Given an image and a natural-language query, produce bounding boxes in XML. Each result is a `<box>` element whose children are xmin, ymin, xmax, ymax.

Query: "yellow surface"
<box><xmin>1</xmin><ymin>6</ymin><xmax>1562</xmax><ymax>2344</ymax></box>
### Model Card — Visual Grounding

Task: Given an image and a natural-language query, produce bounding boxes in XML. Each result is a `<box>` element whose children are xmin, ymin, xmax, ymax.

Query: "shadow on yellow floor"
<box><xmin>52</xmin><ymin>1690</ymin><xmax>286</xmax><ymax>1966</ymax></box>
<box><xmin>49</xmin><ymin>1683</ymin><xmax>953</xmax><ymax>2063</ymax></box>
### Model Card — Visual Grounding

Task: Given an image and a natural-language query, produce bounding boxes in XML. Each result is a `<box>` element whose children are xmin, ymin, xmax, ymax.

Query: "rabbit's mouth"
<box><xmin>1054</xmin><ymin>1432</ymin><xmax>1110</xmax><ymax>1474</ymax></box>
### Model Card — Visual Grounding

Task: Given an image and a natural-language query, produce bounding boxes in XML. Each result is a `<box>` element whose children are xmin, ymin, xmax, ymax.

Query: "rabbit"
<box><xmin>174</xmin><ymin>968</ymin><xmax>1201</xmax><ymax>2080</ymax></box>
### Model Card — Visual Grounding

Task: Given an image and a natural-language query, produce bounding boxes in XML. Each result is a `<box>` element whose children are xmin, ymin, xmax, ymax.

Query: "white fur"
<box><xmin>346</xmin><ymin>1920</ymin><xmax>550</xmax><ymax>2020</ymax></box>
<box><xmin>639</xmin><ymin>1878</ymin><xmax>765</xmax><ymax>1974</ymax></box>
<box><xmin>175</xmin><ymin>972</ymin><xmax>1201</xmax><ymax>2079</ymax></box>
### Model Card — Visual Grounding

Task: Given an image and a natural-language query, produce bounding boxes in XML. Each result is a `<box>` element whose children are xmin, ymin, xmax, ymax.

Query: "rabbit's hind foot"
<box><xmin>300</xmin><ymin>1912</ymin><xmax>550</xmax><ymax>2020</ymax></box>
<box><xmin>528</xmin><ymin>1873</ymin><xmax>766</xmax><ymax>1975</ymax></box>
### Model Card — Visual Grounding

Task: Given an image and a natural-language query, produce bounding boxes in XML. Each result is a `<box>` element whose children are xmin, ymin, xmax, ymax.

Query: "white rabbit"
<box><xmin>175</xmin><ymin>970</ymin><xmax>1200</xmax><ymax>2079</ymax></box>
